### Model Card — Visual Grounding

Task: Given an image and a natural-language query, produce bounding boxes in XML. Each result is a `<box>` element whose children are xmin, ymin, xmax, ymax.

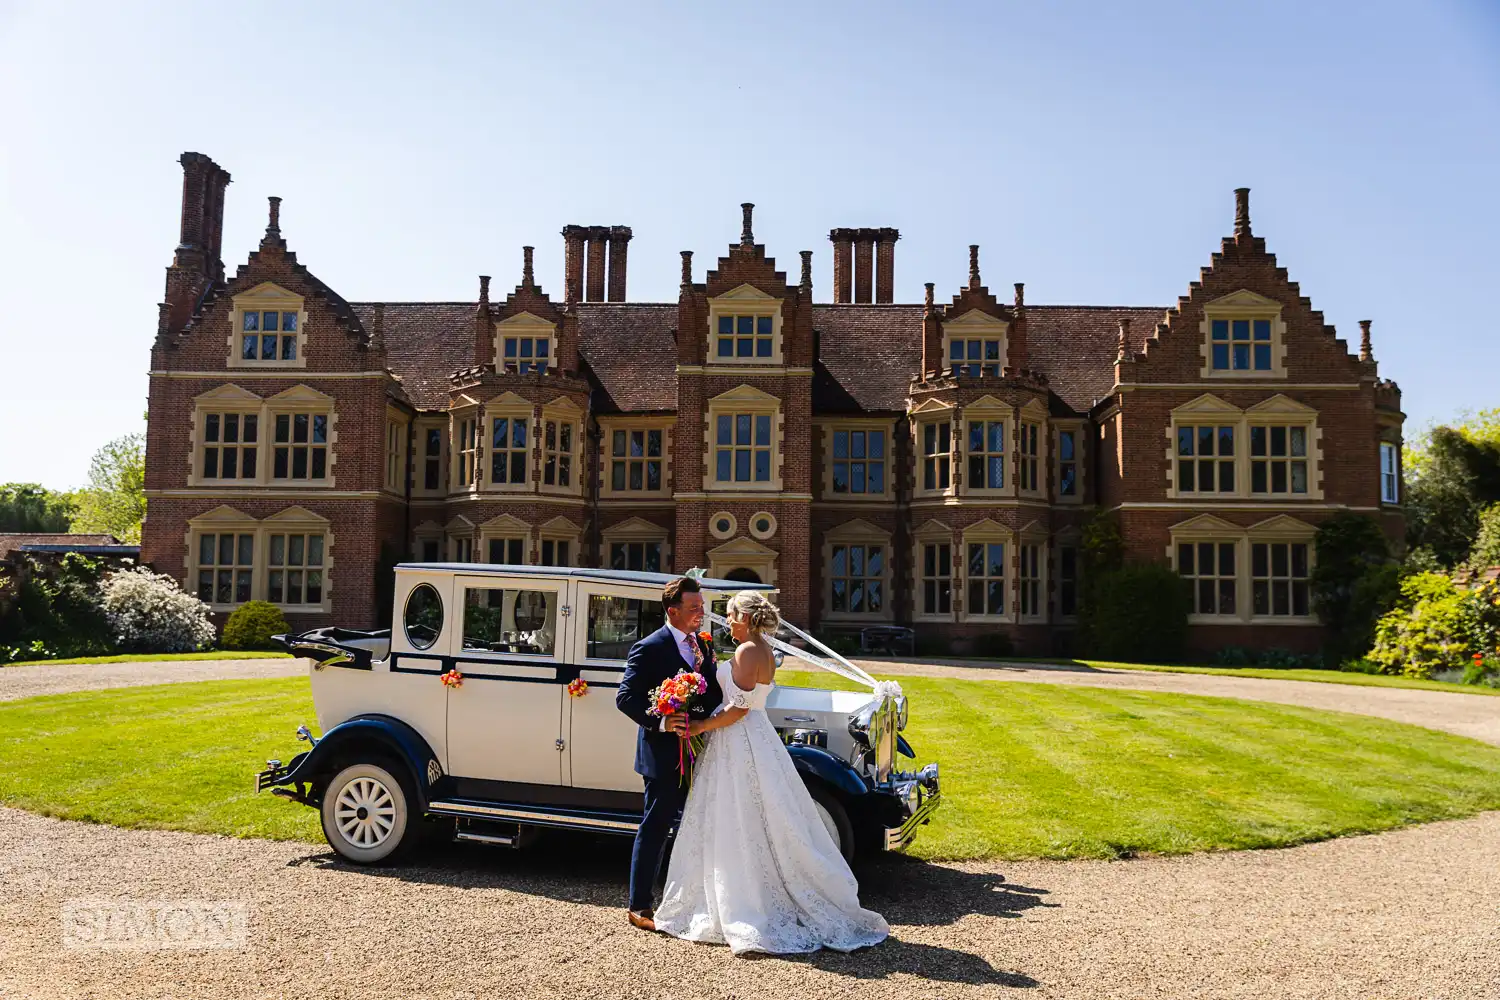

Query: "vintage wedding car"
<box><xmin>255</xmin><ymin>564</ymin><xmax>942</xmax><ymax>864</ymax></box>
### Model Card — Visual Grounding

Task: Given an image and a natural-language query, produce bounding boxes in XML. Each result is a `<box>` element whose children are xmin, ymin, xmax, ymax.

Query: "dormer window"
<box><xmin>949</xmin><ymin>338</ymin><xmax>1002</xmax><ymax>377</ymax></box>
<box><xmin>502</xmin><ymin>336</ymin><xmax>550</xmax><ymax>374</ymax></box>
<box><xmin>716</xmin><ymin>315</ymin><xmax>773</xmax><ymax>359</ymax></box>
<box><xmin>1210</xmin><ymin>318</ymin><xmax>1272</xmax><ymax>372</ymax></box>
<box><xmin>229</xmin><ymin>283</ymin><xmax>306</xmax><ymax>368</ymax></box>
<box><xmin>1199</xmin><ymin>290</ymin><xmax>1287</xmax><ymax>378</ymax></box>
<box><xmin>705</xmin><ymin>285</ymin><xmax>783</xmax><ymax>365</ymax></box>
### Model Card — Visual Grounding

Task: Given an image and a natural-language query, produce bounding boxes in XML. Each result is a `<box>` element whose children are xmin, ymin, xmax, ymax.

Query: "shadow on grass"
<box><xmin>286</xmin><ymin>829</ymin><xmax>1048</xmax><ymax>987</ymax></box>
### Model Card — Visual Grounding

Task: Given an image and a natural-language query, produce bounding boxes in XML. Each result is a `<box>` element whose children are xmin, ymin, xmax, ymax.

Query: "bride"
<box><xmin>651</xmin><ymin>591</ymin><xmax>889</xmax><ymax>955</ymax></box>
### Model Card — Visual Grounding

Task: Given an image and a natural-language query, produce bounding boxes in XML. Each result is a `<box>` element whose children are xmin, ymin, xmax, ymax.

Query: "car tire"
<box><xmin>805</xmin><ymin>781</ymin><xmax>856</xmax><ymax>864</ymax></box>
<box><xmin>320</xmin><ymin>760</ymin><xmax>416</xmax><ymax>865</ymax></box>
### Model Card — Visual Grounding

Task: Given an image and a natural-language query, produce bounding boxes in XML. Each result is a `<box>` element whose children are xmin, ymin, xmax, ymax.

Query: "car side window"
<box><xmin>463</xmin><ymin>587</ymin><xmax>557</xmax><ymax>655</ymax></box>
<box><xmin>586</xmin><ymin>594</ymin><xmax>664</xmax><ymax>660</ymax></box>
<box><xmin>403</xmin><ymin>583</ymin><xmax>443</xmax><ymax>650</ymax></box>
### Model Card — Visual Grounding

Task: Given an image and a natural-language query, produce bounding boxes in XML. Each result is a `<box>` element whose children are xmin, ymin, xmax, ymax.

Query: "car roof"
<box><xmin>394</xmin><ymin>563</ymin><xmax>777</xmax><ymax>592</ymax></box>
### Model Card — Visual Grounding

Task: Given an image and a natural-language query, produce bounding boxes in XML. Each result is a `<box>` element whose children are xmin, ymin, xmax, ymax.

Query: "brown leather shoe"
<box><xmin>627</xmin><ymin>909</ymin><xmax>657</xmax><ymax>932</ymax></box>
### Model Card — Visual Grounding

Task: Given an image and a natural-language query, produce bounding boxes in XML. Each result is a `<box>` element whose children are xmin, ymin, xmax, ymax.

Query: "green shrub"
<box><xmin>1339</xmin><ymin>657</ymin><xmax>1382</xmax><ymax>674</ymax></box>
<box><xmin>1213</xmin><ymin>645</ymin><xmax>1255</xmax><ymax>667</ymax></box>
<box><xmin>221</xmin><ymin>601</ymin><xmax>291</xmax><ymax>651</ymax></box>
<box><xmin>1311</xmin><ymin>512</ymin><xmax>1398</xmax><ymax>666</ymax></box>
<box><xmin>1080</xmin><ymin>562</ymin><xmax>1192</xmax><ymax>663</ymax></box>
<box><xmin>0</xmin><ymin>553</ymin><xmax>113</xmax><ymax>662</ymax></box>
<box><xmin>1368</xmin><ymin>572</ymin><xmax>1470</xmax><ymax>679</ymax></box>
<box><xmin>914</xmin><ymin>633</ymin><xmax>952</xmax><ymax>657</ymax></box>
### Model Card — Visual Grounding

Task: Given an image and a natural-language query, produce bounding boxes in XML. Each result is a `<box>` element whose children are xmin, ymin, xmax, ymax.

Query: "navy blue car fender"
<box><xmin>787</xmin><ymin>744</ymin><xmax>868</xmax><ymax>798</ymax></box>
<box><xmin>269</xmin><ymin>715</ymin><xmax>441</xmax><ymax>809</ymax></box>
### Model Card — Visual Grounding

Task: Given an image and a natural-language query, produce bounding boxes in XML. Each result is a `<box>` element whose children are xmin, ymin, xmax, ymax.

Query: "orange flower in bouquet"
<box><xmin>647</xmin><ymin>669</ymin><xmax>710</xmax><ymax>783</ymax></box>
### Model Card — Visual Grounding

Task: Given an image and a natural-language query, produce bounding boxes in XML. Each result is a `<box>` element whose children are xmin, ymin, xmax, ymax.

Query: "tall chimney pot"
<box><xmin>968</xmin><ymin>245</ymin><xmax>981</xmax><ymax>289</ymax></box>
<box><xmin>799</xmin><ymin>250</ymin><xmax>813</xmax><ymax>288</ymax></box>
<box><xmin>740</xmin><ymin>203</ymin><xmax>755</xmax><ymax>246</ymax></box>
<box><xmin>1359</xmin><ymin>319</ymin><xmax>1373</xmax><ymax>362</ymax></box>
<box><xmin>1234</xmin><ymin>187</ymin><xmax>1252</xmax><ymax>239</ymax></box>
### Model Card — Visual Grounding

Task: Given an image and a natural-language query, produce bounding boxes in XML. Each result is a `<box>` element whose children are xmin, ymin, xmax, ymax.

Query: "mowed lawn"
<box><xmin>1</xmin><ymin>673</ymin><xmax>1499</xmax><ymax>861</ymax></box>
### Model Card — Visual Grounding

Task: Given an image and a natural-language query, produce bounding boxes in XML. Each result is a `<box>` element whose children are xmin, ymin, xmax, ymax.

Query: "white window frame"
<box><xmin>184</xmin><ymin>505</ymin><xmax>334</xmax><ymax>613</ymax></box>
<box><xmin>822</xmin><ymin>520</ymin><xmax>892</xmax><ymax>622</ymax></box>
<box><xmin>1198</xmin><ymin>289</ymin><xmax>1288</xmax><ymax>379</ymax></box>
<box><xmin>602</xmin><ymin>419</ymin><xmax>671</xmax><ymax>497</ymax></box>
<box><xmin>704</xmin><ymin>385</ymin><xmax>782</xmax><ymax>492</ymax></box>
<box><xmin>1380</xmin><ymin>441</ymin><xmax>1400</xmax><ymax>504</ymax></box>
<box><xmin>823</xmin><ymin>421</ymin><xmax>892</xmax><ymax>500</ymax></box>
<box><xmin>188</xmin><ymin>385</ymin><xmax>337</xmax><ymax>489</ymax></box>
<box><xmin>494</xmin><ymin>312</ymin><xmax>557</xmax><ymax>375</ymax></box>
<box><xmin>960</xmin><ymin>520</ymin><xmax>1013</xmax><ymax>623</ymax></box>
<box><xmin>705</xmin><ymin>285</ymin><xmax>784</xmax><ymax>366</ymax></box>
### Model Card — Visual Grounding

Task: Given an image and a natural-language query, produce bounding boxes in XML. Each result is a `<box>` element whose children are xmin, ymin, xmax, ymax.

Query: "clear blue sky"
<box><xmin>2</xmin><ymin>0</ymin><xmax>1497</xmax><ymax>489</ymax></box>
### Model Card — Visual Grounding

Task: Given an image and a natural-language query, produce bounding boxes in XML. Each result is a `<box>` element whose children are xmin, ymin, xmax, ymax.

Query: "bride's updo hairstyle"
<box><xmin>727</xmin><ymin>590</ymin><xmax>781</xmax><ymax>637</ymax></box>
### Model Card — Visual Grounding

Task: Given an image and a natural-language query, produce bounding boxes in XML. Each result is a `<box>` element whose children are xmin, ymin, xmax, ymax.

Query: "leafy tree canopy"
<box><xmin>0</xmin><ymin>483</ymin><xmax>76</xmax><ymax>533</ymax></box>
<box><xmin>70</xmin><ymin>434</ymin><xmax>146</xmax><ymax>544</ymax></box>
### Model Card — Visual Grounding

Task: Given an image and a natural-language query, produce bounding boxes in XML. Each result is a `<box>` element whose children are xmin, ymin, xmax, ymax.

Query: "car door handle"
<box><xmin>555</xmin><ymin>738</ymin><xmax>565</xmax><ymax>751</ymax></box>
<box><xmin>783</xmin><ymin>714</ymin><xmax>817</xmax><ymax>723</ymax></box>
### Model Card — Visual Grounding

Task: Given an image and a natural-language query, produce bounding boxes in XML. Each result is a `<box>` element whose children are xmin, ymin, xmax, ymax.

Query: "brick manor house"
<box><xmin>142</xmin><ymin>152</ymin><xmax>1405</xmax><ymax>655</ymax></box>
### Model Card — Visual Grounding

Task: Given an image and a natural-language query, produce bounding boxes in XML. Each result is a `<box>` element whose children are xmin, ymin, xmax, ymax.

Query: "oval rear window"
<box><xmin>404</xmin><ymin>583</ymin><xmax>443</xmax><ymax>650</ymax></box>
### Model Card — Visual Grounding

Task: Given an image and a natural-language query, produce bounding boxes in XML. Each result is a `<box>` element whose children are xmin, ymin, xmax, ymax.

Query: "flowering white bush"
<box><xmin>99</xmin><ymin>566</ymin><xmax>216</xmax><ymax>653</ymax></box>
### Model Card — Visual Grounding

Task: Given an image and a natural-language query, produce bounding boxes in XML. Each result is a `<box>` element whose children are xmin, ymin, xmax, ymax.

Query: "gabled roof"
<box><xmin>352</xmin><ymin>303</ymin><xmax>476</xmax><ymax>410</ymax></box>
<box><xmin>575</xmin><ymin>303</ymin><xmax>679</xmax><ymax>413</ymax></box>
<box><xmin>349</xmin><ymin>298</ymin><xmax>1167</xmax><ymax>416</ymax></box>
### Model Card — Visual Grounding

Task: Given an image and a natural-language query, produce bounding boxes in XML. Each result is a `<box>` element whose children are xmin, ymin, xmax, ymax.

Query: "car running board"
<box><xmin>427</xmin><ymin>799</ymin><xmax>640</xmax><ymax>834</ymax></box>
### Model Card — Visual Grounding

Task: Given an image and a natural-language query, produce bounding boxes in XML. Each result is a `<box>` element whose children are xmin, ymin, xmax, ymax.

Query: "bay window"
<box><xmin>490</xmin><ymin>415</ymin><xmax>529</xmax><ymax>486</ymax></box>
<box><xmin>1380</xmin><ymin>442</ymin><xmax>1399</xmax><ymax>503</ymax></box>
<box><xmin>920</xmin><ymin>542</ymin><xmax>952</xmax><ymax>617</ymax></box>
<box><xmin>966</xmin><ymin>420</ymin><xmax>1005</xmax><ymax>490</ymax></box>
<box><xmin>542</xmin><ymin>419</ymin><xmax>575</xmax><ymax>489</ymax></box>
<box><xmin>966</xmin><ymin>541</ymin><xmax>1007</xmax><ymax>618</ymax></box>
<box><xmin>1058</xmin><ymin>430</ymin><xmax>1077</xmax><ymax>498</ymax></box>
<box><xmin>921</xmin><ymin>421</ymin><xmax>952</xmax><ymax>492</ymax></box>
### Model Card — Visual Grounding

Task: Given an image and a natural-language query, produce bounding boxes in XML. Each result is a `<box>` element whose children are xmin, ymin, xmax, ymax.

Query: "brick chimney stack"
<box><xmin>921</xmin><ymin>282</ymin><xmax>942</xmax><ymax>376</ymax></box>
<box><xmin>162</xmin><ymin>152</ymin><xmax>231</xmax><ymax>338</ymax></box>
<box><xmin>799</xmin><ymin>250</ymin><xmax>813</xmax><ymax>289</ymax></box>
<box><xmin>829</xmin><ymin>229</ymin><xmax>853</xmax><ymax>304</ymax></box>
<box><xmin>1234</xmin><ymin>187</ymin><xmax>1252</xmax><ymax>240</ymax></box>
<box><xmin>853</xmin><ymin>233</ymin><xmax>874</xmax><ymax>303</ymax></box>
<box><xmin>1116</xmin><ymin>316</ymin><xmax>1131</xmax><ymax>364</ymax></box>
<box><xmin>585</xmin><ymin>227</ymin><xmax>608</xmax><ymax>302</ymax></box>
<box><xmin>875</xmin><ymin>228</ymin><xmax>899</xmax><ymax>303</ymax></box>
<box><xmin>740</xmin><ymin>203</ymin><xmax>755</xmax><ymax>246</ymax></box>
<box><xmin>968</xmin><ymin>245</ymin><xmax>981</xmax><ymax>289</ymax></box>
<box><xmin>680</xmin><ymin>250</ymin><xmax>693</xmax><ymax>286</ymax></box>
<box><xmin>607</xmin><ymin>226</ymin><xmax>631</xmax><ymax>301</ymax></box>
<box><xmin>562</xmin><ymin>226</ymin><xmax>585</xmax><ymax>303</ymax></box>
<box><xmin>521</xmin><ymin>247</ymin><xmax>535</xmax><ymax>289</ymax></box>
<box><xmin>1010</xmin><ymin>282</ymin><xmax>1029</xmax><ymax>369</ymax></box>
<box><xmin>1359</xmin><ymin>319</ymin><xmax>1373</xmax><ymax>362</ymax></box>
<box><xmin>475</xmin><ymin>274</ymin><xmax>492</xmax><ymax>366</ymax></box>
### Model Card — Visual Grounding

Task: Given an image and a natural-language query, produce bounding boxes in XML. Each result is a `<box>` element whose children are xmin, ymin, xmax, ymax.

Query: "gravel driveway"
<box><xmin>2</xmin><ymin>658</ymin><xmax>1498</xmax><ymax>998</ymax></box>
<box><xmin>0</xmin><ymin>806</ymin><xmax>1496</xmax><ymax>999</ymax></box>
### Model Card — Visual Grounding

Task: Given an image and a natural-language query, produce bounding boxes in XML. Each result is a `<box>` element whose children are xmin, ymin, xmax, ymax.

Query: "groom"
<box><xmin>615</xmin><ymin>576</ymin><xmax>724</xmax><ymax>931</ymax></box>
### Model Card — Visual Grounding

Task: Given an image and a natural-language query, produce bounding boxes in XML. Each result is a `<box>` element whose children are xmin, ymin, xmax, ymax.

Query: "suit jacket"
<box><xmin>616</xmin><ymin>625</ymin><xmax>724</xmax><ymax>779</ymax></box>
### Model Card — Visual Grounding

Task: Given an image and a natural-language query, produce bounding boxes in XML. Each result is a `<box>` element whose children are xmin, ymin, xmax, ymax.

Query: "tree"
<box><xmin>70</xmin><ymin>433</ymin><xmax>146</xmax><ymax>544</ymax></box>
<box><xmin>1404</xmin><ymin>427</ymin><xmax>1500</xmax><ymax>567</ymax></box>
<box><xmin>1464</xmin><ymin>503</ymin><xmax>1500</xmax><ymax>572</ymax></box>
<box><xmin>1310</xmin><ymin>512</ymin><xmax>1399</xmax><ymax>664</ymax></box>
<box><xmin>0</xmin><ymin>483</ymin><xmax>76</xmax><ymax>532</ymax></box>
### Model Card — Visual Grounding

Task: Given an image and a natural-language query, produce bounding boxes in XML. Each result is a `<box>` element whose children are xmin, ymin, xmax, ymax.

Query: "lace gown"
<box><xmin>652</xmin><ymin>660</ymin><xmax>890</xmax><ymax>955</ymax></box>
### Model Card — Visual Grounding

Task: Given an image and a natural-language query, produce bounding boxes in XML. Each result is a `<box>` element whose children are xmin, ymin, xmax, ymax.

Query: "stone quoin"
<box><xmin>143</xmin><ymin>156</ymin><xmax>1405</xmax><ymax>656</ymax></box>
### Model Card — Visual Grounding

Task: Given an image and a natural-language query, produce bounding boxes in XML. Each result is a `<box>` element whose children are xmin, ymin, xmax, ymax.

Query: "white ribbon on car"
<box><xmin>701</xmin><ymin>607</ymin><xmax>903</xmax><ymax>703</ymax></box>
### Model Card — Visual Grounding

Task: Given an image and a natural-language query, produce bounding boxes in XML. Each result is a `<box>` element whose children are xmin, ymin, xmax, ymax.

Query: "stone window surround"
<box><xmin>910</xmin><ymin>399</ymin><xmax>956</xmax><ymax>498</ymax></box>
<box><xmin>708</xmin><ymin>511</ymin><xmax>738</xmax><ymax>540</ymax></box>
<box><xmin>958</xmin><ymin>518</ymin><xmax>1014</xmax><ymax>624</ymax></box>
<box><xmin>911</xmin><ymin>519</ymin><xmax>956</xmax><ymax>622</ymax></box>
<box><xmin>603</xmin><ymin>516</ymin><xmax>673</xmax><ymax>574</ymax></box>
<box><xmin>1165</xmin><ymin>394</ymin><xmax>1323</xmax><ymax>501</ymax></box>
<box><xmin>412</xmin><ymin>519</ymin><xmax>444</xmax><ymax>560</ymax></box>
<box><xmin>412</xmin><ymin>418</ymin><xmax>447</xmax><ymax>497</ymax></box>
<box><xmin>446</xmin><ymin>514</ymin><xmax>478</xmax><ymax>562</ymax></box>
<box><xmin>706</xmin><ymin>535</ymin><xmax>778</xmax><ymax>586</ymax></box>
<box><xmin>187</xmin><ymin>384</ymin><xmax>338</xmax><ymax>489</ymax></box>
<box><xmin>748</xmin><ymin>511</ymin><xmax>777</xmax><ymax>540</ymax></box>
<box><xmin>818</xmin><ymin>418</ymin><xmax>896</xmax><ymax>502</ymax></box>
<box><xmin>493</xmin><ymin>312</ymin><xmax>558</xmax><ymax>374</ymax></box>
<box><xmin>705</xmin><ymin>284</ymin><xmax>785</xmax><ymax>367</ymax></box>
<box><xmin>538</xmin><ymin>397</ymin><xmax>585</xmax><ymax>497</ymax></box>
<box><xmin>1054</xmin><ymin>420</ymin><xmax>1085</xmax><ymax>504</ymax></box>
<box><xmin>183</xmin><ymin>504</ymin><xmax>332</xmax><ymax>613</ymax></box>
<box><xmin>821</xmin><ymin>519</ymin><xmax>893</xmax><ymax>623</ymax></box>
<box><xmin>383</xmin><ymin>407</ymin><xmax>409</xmax><ymax>495</ymax></box>
<box><xmin>1015</xmin><ymin>527</ymin><xmax>1048</xmax><ymax>622</ymax></box>
<box><xmin>1379</xmin><ymin>439</ymin><xmax>1401</xmax><ymax>506</ymax></box>
<box><xmin>227</xmin><ymin>282</ymin><xmax>307</xmax><ymax>369</ymax></box>
<box><xmin>943</xmin><ymin>309</ymin><xmax>1010</xmax><ymax>377</ymax></box>
<box><xmin>1054</xmin><ymin>527</ymin><xmax>1082</xmax><ymax>622</ymax></box>
<box><xmin>1167</xmin><ymin>513</ymin><xmax>1318</xmax><ymax>625</ymax></box>
<box><xmin>598</xmin><ymin>416</ymin><xmax>673</xmax><ymax>499</ymax></box>
<box><xmin>1197</xmin><ymin>289</ymin><xmax>1289</xmax><ymax>379</ymax></box>
<box><xmin>475</xmin><ymin>513</ymin><xmax>529</xmax><ymax>565</ymax></box>
<box><xmin>536</xmin><ymin>515</ymin><xmax>582</xmax><ymax>567</ymax></box>
<box><xmin>703</xmin><ymin>384</ymin><xmax>785</xmax><ymax>493</ymax></box>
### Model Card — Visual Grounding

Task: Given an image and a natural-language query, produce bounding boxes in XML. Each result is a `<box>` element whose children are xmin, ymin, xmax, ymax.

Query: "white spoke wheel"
<box><xmin>321</xmin><ymin>762</ymin><xmax>413</xmax><ymax>865</ymax></box>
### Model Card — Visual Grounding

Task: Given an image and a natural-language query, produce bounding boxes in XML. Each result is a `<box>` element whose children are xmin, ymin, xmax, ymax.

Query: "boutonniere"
<box><xmin>698</xmin><ymin>630</ymin><xmax>713</xmax><ymax>647</ymax></box>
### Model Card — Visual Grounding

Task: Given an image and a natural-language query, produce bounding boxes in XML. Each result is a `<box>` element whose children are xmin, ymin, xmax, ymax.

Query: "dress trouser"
<box><xmin>629</xmin><ymin>771</ymin><xmax>686</xmax><ymax>912</ymax></box>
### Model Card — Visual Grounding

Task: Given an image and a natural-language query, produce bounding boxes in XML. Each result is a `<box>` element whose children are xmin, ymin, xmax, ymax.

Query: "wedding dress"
<box><xmin>652</xmin><ymin>658</ymin><xmax>890</xmax><ymax>955</ymax></box>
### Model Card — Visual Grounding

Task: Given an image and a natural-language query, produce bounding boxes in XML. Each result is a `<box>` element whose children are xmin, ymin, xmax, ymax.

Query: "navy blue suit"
<box><xmin>616</xmin><ymin>624</ymin><xmax>722</xmax><ymax>912</ymax></box>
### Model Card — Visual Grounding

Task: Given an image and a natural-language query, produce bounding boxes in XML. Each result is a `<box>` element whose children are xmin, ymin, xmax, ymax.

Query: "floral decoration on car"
<box><xmin>566</xmin><ymin>677</ymin><xmax>588</xmax><ymax>698</ymax></box>
<box><xmin>440</xmin><ymin>669</ymin><xmax>463</xmax><ymax>688</ymax></box>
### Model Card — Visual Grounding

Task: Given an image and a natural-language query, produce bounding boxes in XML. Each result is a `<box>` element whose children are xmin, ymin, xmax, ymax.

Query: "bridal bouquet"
<box><xmin>647</xmin><ymin>669</ymin><xmax>710</xmax><ymax>784</ymax></box>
